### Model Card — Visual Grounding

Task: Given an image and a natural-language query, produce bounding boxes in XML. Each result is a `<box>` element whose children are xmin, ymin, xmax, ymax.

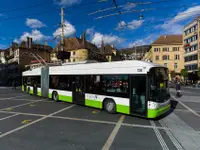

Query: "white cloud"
<box><xmin>26</xmin><ymin>18</ymin><xmax>46</xmax><ymax>29</ymax></box>
<box><xmin>158</xmin><ymin>5</ymin><xmax>200</xmax><ymax>34</ymax></box>
<box><xmin>116</xmin><ymin>20</ymin><xmax>144</xmax><ymax>30</ymax></box>
<box><xmin>123</xmin><ymin>3</ymin><xmax>137</xmax><ymax>10</ymax></box>
<box><xmin>14</xmin><ymin>30</ymin><xmax>51</xmax><ymax>43</ymax></box>
<box><xmin>89</xmin><ymin>32</ymin><xmax>124</xmax><ymax>47</ymax></box>
<box><xmin>54</xmin><ymin>0</ymin><xmax>81</xmax><ymax>6</ymax></box>
<box><xmin>86</xmin><ymin>27</ymin><xmax>95</xmax><ymax>35</ymax></box>
<box><xmin>53</xmin><ymin>20</ymin><xmax>76</xmax><ymax>38</ymax></box>
<box><xmin>128</xmin><ymin>34</ymin><xmax>156</xmax><ymax>48</ymax></box>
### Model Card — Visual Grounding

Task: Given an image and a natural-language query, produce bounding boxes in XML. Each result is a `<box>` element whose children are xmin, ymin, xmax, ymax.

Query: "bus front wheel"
<box><xmin>52</xmin><ymin>92</ymin><xmax>59</xmax><ymax>102</ymax></box>
<box><xmin>104</xmin><ymin>99</ymin><xmax>116</xmax><ymax>114</ymax></box>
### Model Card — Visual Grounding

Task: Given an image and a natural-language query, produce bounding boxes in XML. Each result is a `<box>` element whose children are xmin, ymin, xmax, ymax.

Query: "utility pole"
<box><xmin>60</xmin><ymin>7</ymin><xmax>65</xmax><ymax>52</ymax></box>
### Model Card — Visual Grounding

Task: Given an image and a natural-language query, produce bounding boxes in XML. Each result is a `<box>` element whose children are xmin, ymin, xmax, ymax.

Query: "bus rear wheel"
<box><xmin>52</xmin><ymin>91</ymin><xmax>59</xmax><ymax>102</ymax></box>
<box><xmin>104</xmin><ymin>99</ymin><xmax>116</xmax><ymax>114</ymax></box>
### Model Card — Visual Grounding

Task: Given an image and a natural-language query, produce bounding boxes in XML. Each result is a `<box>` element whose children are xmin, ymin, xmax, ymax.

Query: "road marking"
<box><xmin>174</xmin><ymin>109</ymin><xmax>200</xmax><ymax>113</ymax></box>
<box><xmin>122</xmin><ymin>123</ymin><xmax>170</xmax><ymax>130</ymax></box>
<box><xmin>0</xmin><ymin>94</ymin><xmax>27</xmax><ymax>100</ymax></box>
<box><xmin>0</xmin><ymin>114</ymin><xmax>19</xmax><ymax>121</ymax></box>
<box><xmin>172</xmin><ymin>96</ymin><xmax>200</xmax><ymax>118</ymax></box>
<box><xmin>159</xmin><ymin>120</ymin><xmax>184</xmax><ymax>150</ymax></box>
<box><xmin>0</xmin><ymin>111</ymin><xmax>46</xmax><ymax>117</ymax></box>
<box><xmin>102</xmin><ymin>115</ymin><xmax>125</xmax><ymax>150</ymax></box>
<box><xmin>21</xmin><ymin>120</ymin><xmax>32</xmax><ymax>124</ymax></box>
<box><xmin>150</xmin><ymin>120</ymin><xmax>169</xmax><ymax>150</ymax></box>
<box><xmin>0</xmin><ymin>104</ymin><xmax>75</xmax><ymax>138</ymax></box>
<box><xmin>51</xmin><ymin>116</ymin><xmax>117</xmax><ymax>125</ymax></box>
<box><xmin>0</xmin><ymin>98</ymin><xmax>48</xmax><ymax>111</ymax></box>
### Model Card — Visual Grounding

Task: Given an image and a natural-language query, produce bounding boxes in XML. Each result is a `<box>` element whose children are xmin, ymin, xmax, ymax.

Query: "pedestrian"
<box><xmin>176</xmin><ymin>79</ymin><xmax>181</xmax><ymax>97</ymax></box>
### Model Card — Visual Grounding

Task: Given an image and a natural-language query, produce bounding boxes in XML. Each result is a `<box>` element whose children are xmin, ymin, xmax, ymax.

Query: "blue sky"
<box><xmin>0</xmin><ymin>0</ymin><xmax>200</xmax><ymax>49</ymax></box>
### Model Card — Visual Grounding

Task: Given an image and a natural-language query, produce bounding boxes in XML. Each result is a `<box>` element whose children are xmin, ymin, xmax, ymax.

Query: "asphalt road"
<box><xmin>0</xmin><ymin>87</ymin><xmax>199</xmax><ymax>150</ymax></box>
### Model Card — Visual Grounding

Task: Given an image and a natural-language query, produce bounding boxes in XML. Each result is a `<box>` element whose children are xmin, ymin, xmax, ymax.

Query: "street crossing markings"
<box><xmin>0</xmin><ymin>104</ymin><xmax>75</xmax><ymax>138</ymax></box>
<box><xmin>0</xmin><ymin>114</ymin><xmax>19</xmax><ymax>121</ymax></box>
<box><xmin>159</xmin><ymin>120</ymin><xmax>184</xmax><ymax>150</ymax></box>
<box><xmin>150</xmin><ymin>120</ymin><xmax>169</xmax><ymax>150</ymax></box>
<box><xmin>102</xmin><ymin>115</ymin><xmax>125</xmax><ymax>150</ymax></box>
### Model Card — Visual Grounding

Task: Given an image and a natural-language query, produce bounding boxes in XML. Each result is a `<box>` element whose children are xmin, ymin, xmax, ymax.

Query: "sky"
<box><xmin>0</xmin><ymin>0</ymin><xmax>200</xmax><ymax>49</ymax></box>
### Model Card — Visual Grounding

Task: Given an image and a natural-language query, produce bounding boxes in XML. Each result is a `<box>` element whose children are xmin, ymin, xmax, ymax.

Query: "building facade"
<box><xmin>0</xmin><ymin>37</ymin><xmax>53</xmax><ymax>86</ymax></box>
<box><xmin>183</xmin><ymin>16</ymin><xmax>200</xmax><ymax>81</ymax></box>
<box><xmin>151</xmin><ymin>35</ymin><xmax>184</xmax><ymax>74</ymax></box>
<box><xmin>120</xmin><ymin>45</ymin><xmax>151</xmax><ymax>60</ymax></box>
<box><xmin>52</xmin><ymin>32</ymin><xmax>108</xmax><ymax>63</ymax></box>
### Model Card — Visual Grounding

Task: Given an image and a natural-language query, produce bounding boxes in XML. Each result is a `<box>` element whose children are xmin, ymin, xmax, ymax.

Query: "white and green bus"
<box><xmin>22</xmin><ymin>60</ymin><xmax>171</xmax><ymax>118</ymax></box>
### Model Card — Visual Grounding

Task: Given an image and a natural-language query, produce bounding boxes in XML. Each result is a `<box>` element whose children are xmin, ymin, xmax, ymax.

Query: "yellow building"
<box><xmin>183</xmin><ymin>16</ymin><xmax>200</xmax><ymax>81</ymax></box>
<box><xmin>151</xmin><ymin>35</ymin><xmax>184</xmax><ymax>74</ymax></box>
<box><xmin>51</xmin><ymin>32</ymin><xmax>107</xmax><ymax>63</ymax></box>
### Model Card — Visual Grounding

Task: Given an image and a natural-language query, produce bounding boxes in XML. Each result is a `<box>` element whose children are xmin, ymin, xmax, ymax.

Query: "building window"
<box><xmin>184</xmin><ymin>54</ymin><xmax>198</xmax><ymax>62</ymax></box>
<box><xmin>175</xmin><ymin>54</ymin><xmax>180</xmax><ymax>60</ymax></box>
<box><xmin>174</xmin><ymin>63</ymin><xmax>178</xmax><ymax>69</ymax></box>
<box><xmin>163</xmin><ymin>55</ymin><xmax>169</xmax><ymax>60</ymax></box>
<box><xmin>164</xmin><ymin>63</ymin><xmax>167</xmax><ymax>67</ymax></box>
<box><xmin>163</xmin><ymin>47</ymin><xmax>169</xmax><ymax>52</ymax></box>
<box><xmin>73</xmin><ymin>51</ymin><xmax>76</xmax><ymax>55</ymax></box>
<box><xmin>185</xmin><ymin>44</ymin><xmax>198</xmax><ymax>53</ymax></box>
<box><xmin>185</xmin><ymin>64</ymin><xmax>198</xmax><ymax>71</ymax></box>
<box><xmin>173</xmin><ymin>47</ymin><xmax>179</xmax><ymax>51</ymax></box>
<box><xmin>155</xmin><ymin>56</ymin><xmax>159</xmax><ymax>60</ymax></box>
<box><xmin>154</xmin><ymin>48</ymin><xmax>160</xmax><ymax>52</ymax></box>
<box><xmin>73</xmin><ymin>59</ymin><xmax>75</xmax><ymax>62</ymax></box>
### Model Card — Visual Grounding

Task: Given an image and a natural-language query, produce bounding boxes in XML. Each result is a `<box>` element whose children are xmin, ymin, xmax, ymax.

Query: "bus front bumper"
<box><xmin>147</xmin><ymin>103</ymin><xmax>171</xmax><ymax>119</ymax></box>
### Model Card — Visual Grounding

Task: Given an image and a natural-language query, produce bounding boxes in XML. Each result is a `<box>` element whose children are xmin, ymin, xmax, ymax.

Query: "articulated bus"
<box><xmin>22</xmin><ymin>60</ymin><xmax>171</xmax><ymax>118</ymax></box>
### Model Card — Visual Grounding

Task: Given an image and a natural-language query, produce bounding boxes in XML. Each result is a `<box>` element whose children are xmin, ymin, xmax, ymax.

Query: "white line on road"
<box><xmin>0</xmin><ymin>94</ymin><xmax>27</xmax><ymax>100</ymax></box>
<box><xmin>0</xmin><ymin>98</ymin><xmax>48</xmax><ymax>111</ymax></box>
<box><xmin>159</xmin><ymin>120</ymin><xmax>184</xmax><ymax>150</ymax></box>
<box><xmin>102</xmin><ymin>115</ymin><xmax>125</xmax><ymax>150</ymax></box>
<box><xmin>172</xmin><ymin>96</ymin><xmax>200</xmax><ymax>118</ymax></box>
<box><xmin>0</xmin><ymin>104</ymin><xmax>75</xmax><ymax>138</ymax></box>
<box><xmin>150</xmin><ymin>120</ymin><xmax>169</xmax><ymax>150</ymax></box>
<box><xmin>0</xmin><ymin>111</ymin><xmax>46</xmax><ymax>117</ymax></box>
<box><xmin>0</xmin><ymin>114</ymin><xmax>19</xmax><ymax>121</ymax></box>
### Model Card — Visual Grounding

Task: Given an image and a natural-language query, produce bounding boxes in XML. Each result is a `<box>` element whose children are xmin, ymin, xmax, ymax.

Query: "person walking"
<box><xmin>176</xmin><ymin>79</ymin><xmax>181</xmax><ymax>97</ymax></box>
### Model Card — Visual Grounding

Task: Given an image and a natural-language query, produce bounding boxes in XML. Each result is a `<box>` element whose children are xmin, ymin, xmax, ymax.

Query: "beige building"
<box><xmin>51</xmin><ymin>31</ymin><xmax>118</xmax><ymax>63</ymax></box>
<box><xmin>183</xmin><ymin>16</ymin><xmax>200</xmax><ymax>81</ymax></box>
<box><xmin>151</xmin><ymin>35</ymin><xmax>184</xmax><ymax>73</ymax></box>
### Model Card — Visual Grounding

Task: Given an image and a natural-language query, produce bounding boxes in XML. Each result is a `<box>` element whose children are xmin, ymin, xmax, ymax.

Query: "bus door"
<box><xmin>130</xmin><ymin>75</ymin><xmax>147</xmax><ymax>116</ymax></box>
<box><xmin>72</xmin><ymin>76</ymin><xmax>85</xmax><ymax>105</ymax></box>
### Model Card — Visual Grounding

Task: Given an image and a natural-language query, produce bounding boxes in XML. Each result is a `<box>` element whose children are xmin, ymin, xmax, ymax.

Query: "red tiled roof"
<box><xmin>152</xmin><ymin>35</ymin><xmax>183</xmax><ymax>45</ymax></box>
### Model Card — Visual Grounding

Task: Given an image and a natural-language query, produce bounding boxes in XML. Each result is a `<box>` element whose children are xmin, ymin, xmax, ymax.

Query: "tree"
<box><xmin>181</xmin><ymin>69</ymin><xmax>188</xmax><ymax>83</ymax></box>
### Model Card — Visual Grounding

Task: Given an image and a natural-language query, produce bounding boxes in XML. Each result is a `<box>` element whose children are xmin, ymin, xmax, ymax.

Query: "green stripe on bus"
<box><xmin>22</xmin><ymin>85</ymin><xmax>24</xmax><ymax>91</ymax></box>
<box><xmin>85</xmin><ymin>99</ymin><xmax>102</xmax><ymax>109</ymax></box>
<box><xmin>48</xmin><ymin>93</ymin><xmax>52</xmax><ymax>99</ymax></box>
<box><xmin>59</xmin><ymin>95</ymin><xmax>72</xmax><ymax>103</ymax></box>
<box><xmin>116</xmin><ymin>104</ymin><xmax>130</xmax><ymax>114</ymax></box>
<box><xmin>37</xmin><ymin>91</ymin><xmax>42</xmax><ymax>96</ymax></box>
<box><xmin>30</xmin><ymin>90</ymin><xmax>33</xmax><ymax>94</ymax></box>
<box><xmin>148</xmin><ymin>104</ymin><xmax>170</xmax><ymax>118</ymax></box>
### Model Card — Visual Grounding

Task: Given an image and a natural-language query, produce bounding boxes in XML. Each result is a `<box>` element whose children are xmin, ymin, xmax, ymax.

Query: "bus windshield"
<box><xmin>149</xmin><ymin>67</ymin><xmax>170</xmax><ymax>103</ymax></box>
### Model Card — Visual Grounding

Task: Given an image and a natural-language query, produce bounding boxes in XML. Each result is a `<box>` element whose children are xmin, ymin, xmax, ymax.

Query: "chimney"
<box><xmin>26</xmin><ymin>37</ymin><xmax>32</xmax><ymax>48</ymax></box>
<box><xmin>164</xmin><ymin>34</ymin><xmax>167</xmax><ymax>39</ymax></box>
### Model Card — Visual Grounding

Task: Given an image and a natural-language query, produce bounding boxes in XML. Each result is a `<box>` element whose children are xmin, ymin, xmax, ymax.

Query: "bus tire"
<box><xmin>104</xmin><ymin>99</ymin><xmax>116</xmax><ymax>114</ymax></box>
<box><xmin>52</xmin><ymin>91</ymin><xmax>59</xmax><ymax>102</ymax></box>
